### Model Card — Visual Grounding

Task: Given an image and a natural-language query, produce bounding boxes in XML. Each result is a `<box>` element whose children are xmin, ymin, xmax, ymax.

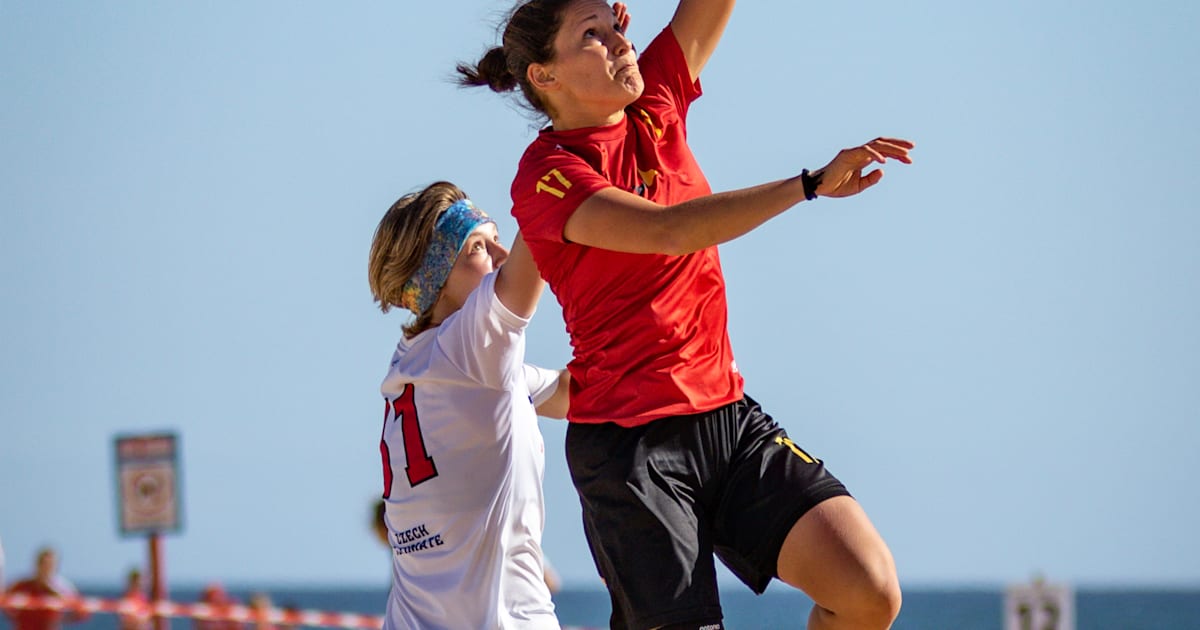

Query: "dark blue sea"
<box><xmin>9</xmin><ymin>584</ymin><xmax>1200</xmax><ymax>629</ymax></box>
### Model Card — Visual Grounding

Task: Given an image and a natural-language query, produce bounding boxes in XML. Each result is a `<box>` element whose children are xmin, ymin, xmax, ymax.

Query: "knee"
<box><xmin>862</xmin><ymin>568</ymin><xmax>903</xmax><ymax>629</ymax></box>
<box><xmin>813</xmin><ymin>551</ymin><xmax>901</xmax><ymax>630</ymax></box>
<box><xmin>847</xmin><ymin>556</ymin><xmax>902</xmax><ymax>629</ymax></box>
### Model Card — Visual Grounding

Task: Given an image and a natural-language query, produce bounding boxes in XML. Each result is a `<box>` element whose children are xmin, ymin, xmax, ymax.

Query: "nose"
<box><xmin>489</xmin><ymin>240</ymin><xmax>510</xmax><ymax>267</ymax></box>
<box><xmin>610</xmin><ymin>30</ymin><xmax>631</xmax><ymax>58</ymax></box>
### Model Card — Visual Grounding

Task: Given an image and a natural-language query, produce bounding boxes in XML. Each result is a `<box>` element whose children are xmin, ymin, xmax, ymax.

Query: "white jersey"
<box><xmin>379</xmin><ymin>272</ymin><xmax>559</xmax><ymax>630</ymax></box>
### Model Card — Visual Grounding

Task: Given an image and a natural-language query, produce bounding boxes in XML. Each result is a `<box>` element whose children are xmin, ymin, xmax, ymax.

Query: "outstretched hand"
<box><xmin>813</xmin><ymin>137</ymin><xmax>914</xmax><ymax>198</ymax></box>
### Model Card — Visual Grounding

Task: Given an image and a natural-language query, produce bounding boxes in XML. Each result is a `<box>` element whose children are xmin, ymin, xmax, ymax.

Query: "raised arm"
<box><xmin>493</xmin><ymin>232</ymin><xmax>545</xmax><ymax>319</ymax></box>
<box><xmin>667</xmin><ymin>0</ymin><xmax>736</xmax><ymax>80</ymax></box>
<box><xmin>563</xmin><ymin>137</ymin><xmax>915</xmax><ymax>254</ymax></box>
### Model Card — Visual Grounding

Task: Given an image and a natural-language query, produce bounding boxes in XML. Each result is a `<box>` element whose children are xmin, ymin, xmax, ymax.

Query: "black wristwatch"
<box><xmin>800</xmin><ymin>169</ymin><xmax>821</xmax><ymax>201</ymax></box>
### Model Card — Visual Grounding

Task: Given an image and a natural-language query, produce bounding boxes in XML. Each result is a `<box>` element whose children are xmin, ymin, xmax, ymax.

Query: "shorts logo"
<box><xmin>775</xmin><ymin>436</ymin><xmax>820</xmax><ymax>464</ymax></box>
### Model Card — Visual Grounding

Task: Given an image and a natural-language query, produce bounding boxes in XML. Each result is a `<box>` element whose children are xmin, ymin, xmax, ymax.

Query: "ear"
<box><xmin>527</xmin><ymin>62</ymin><xmax>558</xmax><ymax>91</ymax></box>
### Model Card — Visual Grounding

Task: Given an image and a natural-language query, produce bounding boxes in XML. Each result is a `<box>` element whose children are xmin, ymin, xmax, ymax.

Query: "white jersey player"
<box><xmin>367</xmin><ymin>182</ymin><xmax>568</xmax><ymax>630</ymax></box>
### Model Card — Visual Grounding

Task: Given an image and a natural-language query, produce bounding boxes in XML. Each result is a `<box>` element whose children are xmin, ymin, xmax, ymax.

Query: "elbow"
<box><xmin>658</xmin><ymin>236</ymin><xmax>696</xmax><ymax>257</ymax></box>
<box><xmin>536</xmin><ymin>399</ymin><xmax>569</xmax><ymax>420</ymax></box>
<box><xmin>539</xmin><ymin>405</ymin><xmax>567</xmax><ymax>420</ymax></box>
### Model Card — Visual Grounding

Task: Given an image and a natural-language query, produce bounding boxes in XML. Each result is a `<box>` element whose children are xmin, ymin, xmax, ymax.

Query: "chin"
<box><xmin>624</xmin><ymin>76</ymin><xmax>645</xmax><ymax>101</ymax></box>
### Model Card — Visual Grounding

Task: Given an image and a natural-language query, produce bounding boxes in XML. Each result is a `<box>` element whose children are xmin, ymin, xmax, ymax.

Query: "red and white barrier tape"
<box><xmin>0</xmin><ymin>593</ymin><xmax>383</xmax><ymax>629</ymax></box>
<box><xmin>1</xmin><ymin>593</ymin><xmax>601</xmax><ymax>630</ymax></box>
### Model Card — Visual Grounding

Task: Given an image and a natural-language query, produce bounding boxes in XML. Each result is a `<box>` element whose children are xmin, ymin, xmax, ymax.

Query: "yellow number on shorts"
<box><xmin>775</xmin><ymin>436</ymin><xmax>819</xmax><ymax>464</ymax></box>
<box><xmin>535</xmin><ymin>168</ymin><xmax>573</xmax><ymax>199</ymax></box>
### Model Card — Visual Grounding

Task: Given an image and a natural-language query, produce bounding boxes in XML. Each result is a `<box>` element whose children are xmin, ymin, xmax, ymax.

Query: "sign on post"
<box><xmin>1004</xmin><ymin>577</ymin><xmax>1075</xmax><ymax>630</ymax></box>
<box><xmin>114</xmin><ymin>433</ymin><xmax>183</xmax><ymax>536</ymax></box>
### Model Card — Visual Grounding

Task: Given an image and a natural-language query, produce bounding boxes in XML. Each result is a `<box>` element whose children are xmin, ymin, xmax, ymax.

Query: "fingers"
<box><xmin>872</xmin><ymin>137</ymin><xmax>915</xmax><ymax>149</ymax></box>
<box><xmin>862</xmin><ymin>144</ymin><xmax>886</xmax><ymax>164</ymax></box>
<box><xmin>832</xmin><ymin>145</ymin><xmax>883</xmax><ymax>173</ymax></box>
<box><xmin>865</xmin><ymin>137</ymin><xmax>914</xmax><ymax>164</ymax></box>
<box><xmin>613</xmin><ymin>2</ymin><xmax>630</xmax><ymax>33</ymax></box>
<box><xmin>814</xmin><ymin>137</ymin><xmax>910</xmax><ymax>198</ymax></box>
<box><xmin>822</xmin><ymin>168</ymin><xmax>882</xmax><ymax>198</ymax></box>
<box><xmin>861</xmin><ymin>168</ymin><xmax>884</xmax><ymax>190</ymax></box>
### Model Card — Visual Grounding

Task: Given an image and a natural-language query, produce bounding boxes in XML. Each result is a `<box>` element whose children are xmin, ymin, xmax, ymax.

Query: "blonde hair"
<box><xmin>368</xmin><ymin>181</ymin><xmax>468</xmax><ymax>338</ymax></box>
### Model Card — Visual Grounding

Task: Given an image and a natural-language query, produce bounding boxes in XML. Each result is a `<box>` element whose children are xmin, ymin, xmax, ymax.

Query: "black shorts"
<box><xmin>565</xmin><ymin>395</ymin><xmax>850</xmax><ymax>630</ymax></box>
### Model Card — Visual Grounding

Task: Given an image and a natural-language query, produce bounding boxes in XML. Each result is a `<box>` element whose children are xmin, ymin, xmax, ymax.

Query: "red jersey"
<box><xmin>3</xmin><ymin>579</ymin><xmax>85</xmax><ymax>630</ymax></box>
<box><xmin>117</xmin><ymin>588</ymin><xmax>150</xmax><ymax>630</ymax></box>
<box><xmin>512</xmin><ymin>27</ymin><xmax>744</xmax><ymax>426</ymax></box>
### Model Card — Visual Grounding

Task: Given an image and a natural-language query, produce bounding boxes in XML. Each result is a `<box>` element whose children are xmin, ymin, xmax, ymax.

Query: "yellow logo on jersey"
<box><xmin>536</xmin><ymin>168</ymin><xmax>573</xmax><ymax>199</ymax></box>
<box><xmin>638</xmin><ymin>168</ymin><xmax>659</xmax><ymax>190</ymax></box>
<box><xmin>637</xmin><ymin>108</ymin><xmax>664</xmax><ymax>140</ymax></box>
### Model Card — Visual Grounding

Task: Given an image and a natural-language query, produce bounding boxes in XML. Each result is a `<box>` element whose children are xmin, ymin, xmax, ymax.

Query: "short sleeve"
<box><xmin>511</xmin><ymin>147</ymin><xmax>614</xmax><ymax>246</ymax></box>
<box><xmin>433</xmin><ymin>272</ymin><xmax>529</xmax><ymax>389</ymax></box>
<box><xmin>523</xmin><ymin>364</ymin><xmax>560</xmax><ymax>407</ymax></box>
<box><xmin>638</xmin><ymin>27</ymin><xmax>703</xmax><ymax>122</ymax></box>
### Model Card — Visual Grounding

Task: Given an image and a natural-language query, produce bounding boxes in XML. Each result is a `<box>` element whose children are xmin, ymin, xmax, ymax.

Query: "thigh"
<box><xmin>566</xmin><ymin>419</ymin><xmax>724</xmax><ymax>630</ymax></box>
<box><xmin>712</xmin><ymin>396</ymin><xmax>851</xmax><ymax>593</ymax></box>
<box><xmin>776</xmin><ymin>495</ymin><xmax>897</xmax><ymax>611</ymax></box>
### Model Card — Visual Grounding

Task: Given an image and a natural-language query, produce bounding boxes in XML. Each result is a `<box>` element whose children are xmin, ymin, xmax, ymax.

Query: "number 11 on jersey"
<box><xmin>380</xmin><ymin>383</ymin><xmax>438</xmax><ymax>498</ymax></box>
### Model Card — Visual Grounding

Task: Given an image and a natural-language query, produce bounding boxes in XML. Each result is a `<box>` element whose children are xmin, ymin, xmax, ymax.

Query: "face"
<box><xmin>436</xmin><ymin>222</ymin><xmax>507</xmax><ymax>315</ymax></box>
<box><xmin>540</xmin><ymin>0</ymin><xmax>642</xmax><ymax>125</ymax></box>
<box><xmin>36</xmin><ymin>551</ymin><xmax>57</xmax><ymax>581</ymax></box>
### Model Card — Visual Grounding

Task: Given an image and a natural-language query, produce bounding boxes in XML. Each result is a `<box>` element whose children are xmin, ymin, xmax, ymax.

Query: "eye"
<box><xmin>583</xmin><ymin>28</ymin><xmax>598</xmax><ymax>39</ymax></box>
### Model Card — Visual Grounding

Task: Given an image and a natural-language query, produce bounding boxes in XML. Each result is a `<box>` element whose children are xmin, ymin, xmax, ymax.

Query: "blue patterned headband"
<box><xmin>400</xmin><ymin>199</ymin><xmax>494</xmax><ymax>316</ymax></box>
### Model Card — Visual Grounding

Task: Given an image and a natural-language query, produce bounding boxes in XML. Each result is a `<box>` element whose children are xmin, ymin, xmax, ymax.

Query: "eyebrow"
<box><xmin>467</xmin><ymin>226</ymin><xmax>499</xmax><ymax>242</ymax></box>
<box><xmin>570</xmin><ymin>12</ymin><xmax>603</xmax><ymax>30</ymax></box>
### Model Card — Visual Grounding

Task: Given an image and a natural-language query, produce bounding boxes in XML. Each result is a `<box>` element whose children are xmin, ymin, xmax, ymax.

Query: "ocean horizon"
<box><xmin>10</xmin><ymin>582</ymin><xmax>1197</xmax><ymax>630</ymax></box>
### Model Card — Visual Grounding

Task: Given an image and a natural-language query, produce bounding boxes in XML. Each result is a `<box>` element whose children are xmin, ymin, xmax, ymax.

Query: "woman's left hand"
<box><xmin>813</xmin><ymin>137</ymin><xmax>915</xmax><ymax>198</ymax></box>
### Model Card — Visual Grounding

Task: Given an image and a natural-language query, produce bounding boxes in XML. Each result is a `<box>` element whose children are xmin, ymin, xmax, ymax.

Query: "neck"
<box><xmin>429</xmin><ymin>298</ymin><xmax>456</xmax><ymax>327</ymax></box>
<box><xmin>550</xmin><ymin>105</ymin><xmax>626</xmax><ymax>132</ymax></box>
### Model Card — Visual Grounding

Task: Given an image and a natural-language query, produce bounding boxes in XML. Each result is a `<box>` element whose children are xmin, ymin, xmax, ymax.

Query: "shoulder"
<box><xmin>643</xmin><ymin>26</ymin><xmax>683</xmax><ymax>59</ymax></box>
<box><xmin>457</xmin><ymin>271</ymin><xmax>524</xmax><ymax>327</ymax></box>
<box><xmin>49</xmin><ymin>576</ymin><xmax>77</xmax><ymax>595</ymax></box>
<box><xmin>7</xmin><ymin>579</ymin><xmax>37</xmax><ymax>593</ymax></box>
<box><xmin>639</xmin><ymin>27</ymin><xmax>686</xmax><ymax>75</ymax></box>
<box><xmin>513</xmin><ymin>141</ymin><xmax>615</xmax><ymax>232</ymax></box>
<box><xmin>636</xmin><ymin>27</ymin><xmax>701</xmax><ymax>107</ymax></box>
<box><xmin>515</xmin><ymin>132</ymin><xmax>601</xmax><ymax>182</ymax></box>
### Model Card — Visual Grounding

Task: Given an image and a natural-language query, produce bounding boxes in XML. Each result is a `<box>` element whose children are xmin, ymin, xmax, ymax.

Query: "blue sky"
<box><xmin>2</xmin><ymin>0</ymin><xmax>1198</xmax><ymax>592</ymax></box>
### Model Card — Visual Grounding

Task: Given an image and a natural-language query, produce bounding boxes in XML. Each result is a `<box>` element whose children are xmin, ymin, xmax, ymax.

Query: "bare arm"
<box><xmin>668</xmin><ymin>0</ymin><xmax>736</xmax><ymax>80</ymax></box>
<box><xmin>493</xmin><ymin>233</ymin><xmax>544</xmax><ymax>319</ymax></box>
<box><xmin>534</xmin><ymin>369</ymin><xmax>571</xmax><ymax>419</ymax></box>
<box><xmin>498</xmin><ymin>239</ymin><xmax>567</xmax><ymax>417</ymax></box>
<box><xmin>563</xmin><ymin>137</ymin><xmax>915</xmax><ymax>255</ymax></box>
<box><xmin>566</xmin><ymin>175</ymin><xmax>805</xmax><ymax>255</ymax></box>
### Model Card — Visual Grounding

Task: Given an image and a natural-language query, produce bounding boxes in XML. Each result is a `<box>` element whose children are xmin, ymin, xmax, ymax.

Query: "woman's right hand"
<box><xmin>812</xmin><ymin>137</ymin><xmax>915</xmax><ymax>198</ymax></box>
